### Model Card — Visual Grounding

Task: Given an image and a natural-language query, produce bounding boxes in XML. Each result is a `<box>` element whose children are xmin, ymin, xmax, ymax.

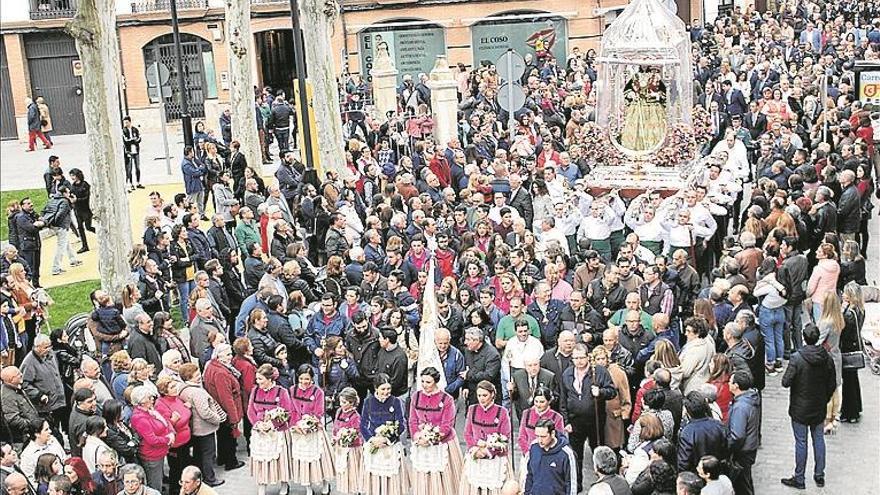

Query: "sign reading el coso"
<box><xmin>359</xmin><ymin>26</ymin><xmax>446</xmax><ymax>85</ymax></box>
<box><xmin>471</xmin><ymin>17</ymin><xmax>568</xmax><ymax>69</ymax></box>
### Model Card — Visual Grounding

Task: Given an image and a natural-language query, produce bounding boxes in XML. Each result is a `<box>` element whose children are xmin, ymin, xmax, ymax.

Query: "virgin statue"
<box><xmin>618</xmin><ymin>71</ymin><xmax>668</xmax><ymax>152</ymax></box>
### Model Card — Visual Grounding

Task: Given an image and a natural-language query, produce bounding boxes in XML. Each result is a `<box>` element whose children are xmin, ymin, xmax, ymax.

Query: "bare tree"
<box><xmin>299</xmin><ymin>0</ymin><xmax>351</xmax><ymax>179</ymax></box>
<box><xmin>225</xmin><ymin>0</ymin><xmax>262</xmax><ymax>174</ymax></box>
<box><xmin>66</xmin><ymin>0</ymin><xmax>133</xmax><ymax>297</ymax></box>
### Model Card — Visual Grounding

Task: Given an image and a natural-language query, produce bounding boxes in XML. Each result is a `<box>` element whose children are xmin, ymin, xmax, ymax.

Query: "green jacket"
<box><xmin>235</xmin><ymin>220</ymin><xmax>261</xmax><ymax>253</ymax></box>
<box><xmin>608</xmin><ymin>309</ymin><xmax>654</xmax><ymax>331</ymax></box>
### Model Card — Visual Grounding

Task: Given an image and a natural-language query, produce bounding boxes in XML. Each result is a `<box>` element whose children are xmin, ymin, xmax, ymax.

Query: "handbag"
<box><xmin>842</xmin><ymin>309</ymin><xmax>866</xmax><ymax>370</ymax></box>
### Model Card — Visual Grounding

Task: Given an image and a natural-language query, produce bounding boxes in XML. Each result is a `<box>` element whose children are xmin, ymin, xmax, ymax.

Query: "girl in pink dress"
<box><xmin>331</xmin><ymin>387</ymin><xmax>363</xmax><ymax>495</ymax></box>
<box><xmin>288</xmin><ymin>364</ymin><xmax>335</xmax><ymax>494</ymax></box>
<box><xmin>408</xmin><ymin>367</ymin><xmax>464</xmax><ymax>495</ymax></box>
<box><xmin>247</xmin><ymin>364</ymin><xmax>293</xmax><ymax>495</ymax></box>
<box><xmin>516</xmin><ymin>385</ymin><xmax>565</xmax><ymax>483</ymax></box>
<box><xmin>460</xmin><ymin>381</ymin><xmax>513</xmax><ymax>495</ymax></box>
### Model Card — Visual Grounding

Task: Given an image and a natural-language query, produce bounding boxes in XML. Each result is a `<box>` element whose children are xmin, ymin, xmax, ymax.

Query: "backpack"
<box><xmin>41</xmin><ymin>198</ymin><xmax>62</xmax><ymax>228</ymax></box>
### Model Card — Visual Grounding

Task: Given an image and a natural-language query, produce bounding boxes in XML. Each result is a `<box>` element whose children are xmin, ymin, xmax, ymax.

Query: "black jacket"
<box><xmin>104</xmin><ymin>423</ymin><xmax>139</xmax><ymax>464</ymax></box>
<box><xmin>811</xmin><ymin>202</ymin><xmax>837</xmax><ymax>238</ymax></box>
<box><xmin>677</xmin><ymin>417</ymin><xmax>728</xmax><ymax>472</ymax></box>
<box><xmin>169</xmin><ymin>240</ymin><xmax>197</xmax><ymax>284</ymax></box>
<box><xmin>126</xmin><ymin>328</ymin><xmax>162</xmax><ymax>371</ymax></box>
<box><xmin>325</xmin><ymin>227</ymin><xmax>350</xmax><ymax>259</ymax></box>
<box><xmin>463</xmin><ymin>342</ymin><xmax>502</xmax><ymax>406</ymax></box>
<box><xmin>68</xmin><ymin>406</ymin><xmax>96</xmax><ymax>457</ymax></box>
<box><xmin>782</xmin><ymin>344</ymin><xmax>836</xmax><ymax>425</ymax></box>
<box><xmin>266</xmin><ymin>309</ymin><xmax>304</xmax><ymax>368</ymax></box>
<box><xmin>558</xmin><ymin>365</ymin><xmax>616</xmax><ymax>425</ymax></box>
<box><xmin>248</xmin><ymin>327</ymin><xmax>284</xmax><ymax>368</ymax></box>
<box><xmin>243</xmin><ymin>256</ymin><xmax>266</xmax><ymax>292</ymax></box>
<box><xmin>344</xmin><ymin>328</ymin><xmax>381</xmax><ymax>392</ymax></box>
<box><xmin>777</xmin><ymin>251</ymin><xmax>809</xmax><ymax>305</ymax></box>
<box><xmin>14</xmin><ymin>211</ymin><xmax>42</xmax><ymax>251</ymax></box>
<box><xmin>376</xmin><ymin>345</ymin><xmax>409</xmax><ymax>397</ymax></box>
<box><xmin>837</xmin><ymin>184</ymin><xmax>861</xmax><ymax>233</ymax></box>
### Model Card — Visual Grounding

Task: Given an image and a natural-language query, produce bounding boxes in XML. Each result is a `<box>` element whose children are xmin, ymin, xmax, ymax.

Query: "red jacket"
<box><xmin>130</xmin><ymin>407</ymin><xmax>172</xmax><ymax>461</ymax></box>
<box><xmin>203</xmin><ymin>359</ymin><xmax>244</xmax><ymax>424</ymax></box>
<box><xmin>428</xmin><ymin>156</ymin><xmax>452</xmax><ymax>188</ymax></box>
<box><xmin>155</xmin><ymin>396</ymin><xmax>192</xmax><ymax>447</ymax></box>
<box><xmin>232</xmin><ymin>355</ymin><xmax>257</xmax><ymax>414</ymax></box>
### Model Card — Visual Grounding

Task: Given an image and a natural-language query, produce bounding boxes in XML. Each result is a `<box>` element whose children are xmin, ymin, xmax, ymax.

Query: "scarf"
<box><xmin>220</xmin><ymin>359</ymin><xmax>242</xmax><ymax>380</ymax></box>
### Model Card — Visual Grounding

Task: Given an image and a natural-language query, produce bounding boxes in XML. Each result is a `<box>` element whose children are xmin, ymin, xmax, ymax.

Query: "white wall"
<box><xmin>704</xmin><ymin>0</ymin><xmax>719</xmax><ymax>24</ymax></box>
<box><xmin>0</xmin><ymin>0</ymin><xmax>33</xmax><ymax>23</ymax></box>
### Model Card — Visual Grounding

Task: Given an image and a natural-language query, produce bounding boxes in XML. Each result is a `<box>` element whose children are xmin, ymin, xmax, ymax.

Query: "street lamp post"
<box><xmin>289</xmin><ymin>0</ymin><xmax>316</xmax><ymax>169</ymax></box>
<box><xmin>170</xmin><ymin>0</ymin><xmax>194</xmax><ymax>148</ymax></box>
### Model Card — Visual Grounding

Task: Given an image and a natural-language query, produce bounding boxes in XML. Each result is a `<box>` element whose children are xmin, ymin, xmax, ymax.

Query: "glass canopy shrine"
<box><xmin>587</xmin><ymin>0</ymin><xmax>702</xmax><ymax>193</ymax></box>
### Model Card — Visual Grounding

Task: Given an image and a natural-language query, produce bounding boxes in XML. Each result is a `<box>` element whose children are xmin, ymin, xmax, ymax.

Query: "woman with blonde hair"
<box><xmin>807</xmin><ymin>242</ymin><xmax>840</xmax><ymax>323</ymax></box>
<box><xmin>7</xmin><ymin>263</ymin><xmax>46</xmax><ymax>353</ymax></box>
<box><xmin>818</xmin><ymin>291</ymin><xmax>844</xmax><ymax>435</ymax></box>
<box><xmin>128</xmin><ymin>243</ymin><xmax>148</xmax><ymax>279</ymax></box>
<box><xmin>592</xmin><ymin>346</ymin><xmax>631</xmax><ymax>450</ymax></box>
<box><xmin>651</xmin><ymin>339</ymin><xmax>682</xmax><ymax>389</ymax></box>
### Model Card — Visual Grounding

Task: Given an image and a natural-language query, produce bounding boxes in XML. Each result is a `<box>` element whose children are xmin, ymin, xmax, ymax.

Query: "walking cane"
<box><xmin>591</xmin><ymin>362</ymin><xmax>601</xmax><ymax>448</ymax></box>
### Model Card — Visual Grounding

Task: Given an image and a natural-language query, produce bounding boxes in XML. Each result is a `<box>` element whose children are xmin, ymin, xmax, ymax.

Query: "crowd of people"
<box><xmin>2</xmin><ymin>1</ymin><xmax>880</xmax><ymax>495</ymax></box>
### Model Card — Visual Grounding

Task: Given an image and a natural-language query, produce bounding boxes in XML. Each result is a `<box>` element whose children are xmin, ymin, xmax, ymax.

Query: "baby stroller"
<box><xmin>863</xmin><ymin>329</ymin><xmax>880</xmax><ymax>376</ymax></box>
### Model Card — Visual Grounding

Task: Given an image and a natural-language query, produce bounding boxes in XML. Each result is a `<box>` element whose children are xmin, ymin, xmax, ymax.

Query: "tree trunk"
<box><xmin>225</xmin><ymin>0</ymin><xmax>262</xmax><ymax>175</ymax></box>
<box><xmin>66</xmin><ymin>0</ymin><xmax>133</xmax><ymax>298</ymax></box>
<box><xmin>299</xmin><ymin>0</ymin><xmax>350</xmax><ymax>179</ymax></box>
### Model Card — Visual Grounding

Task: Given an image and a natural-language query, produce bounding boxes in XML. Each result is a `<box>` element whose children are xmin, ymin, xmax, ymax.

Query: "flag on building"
<box><xmin>416</xmin><ymin>259</ymin><xmax>447</xmax><ymax>391</ymax></box>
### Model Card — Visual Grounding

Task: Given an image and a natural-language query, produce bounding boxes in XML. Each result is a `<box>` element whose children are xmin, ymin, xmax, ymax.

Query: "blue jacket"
<box><xmin>524</xmin><ymin>435</ymin><xmax>577</xmax><ymax>495</ymax></box>
<box><xmin>526</xmin><ymin>299</ymin><xmax>566</xmax><ymax>348</ymax></box>
<box><xmin>305</xmin><ymin>310</ymin><xmax>348</xmax><ymax>357</ymax></box>
<box><xmin>235</xmin><ymin>294</ymin><xmax>267</xmax><ymax>337</ymax></box>
<box><xmin>727</xmin><ymin>389</ymin><xmax>761</xmax><ymax>459</ymax></box>
<box><xmin>677</xmin><ymin>416</ymin><xmax>728</xmax><ymax>472</ymax></box>
<box><xmin>181</xmin><ymin>157</ymin><xmax>205</xmax><ymax>194</ymax></box>
<box><xmin>441</xmin><ymin>345</ymin><xmax>466</xmax><ymax>398</ymax></box>
<box><xmin>360</xmin><ymin>394</ymin><xmax>406</xmax><ymax>441</ymax></box>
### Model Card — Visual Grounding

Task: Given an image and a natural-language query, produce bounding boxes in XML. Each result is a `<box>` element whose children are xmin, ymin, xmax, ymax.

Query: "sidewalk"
<box><xmin>0</xmin><ymin>130</ymin><xmax>279</xmax><ymax>190</ymax></box>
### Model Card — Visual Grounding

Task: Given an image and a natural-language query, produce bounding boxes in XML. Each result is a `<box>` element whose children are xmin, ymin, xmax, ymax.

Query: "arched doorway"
<box><xmin>358</xmin><ymin>19</ymin><xmax>446</xmax><ymax>84</ymax></box>
<box><xmin>143</xmin><ymin>33</ymin><xmax>216</xmax><ymax>120</ymax></box>
<box><xmin>254</xmin><ymin>29</ymin><xmax>303</xmax><ymax>100</ymax></box>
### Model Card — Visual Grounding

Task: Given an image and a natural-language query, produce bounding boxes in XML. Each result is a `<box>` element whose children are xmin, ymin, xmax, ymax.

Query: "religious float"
<box><xmin>583</xmin><ymin>0</ymin><xmax>711</xmax><ymax>197</ymax></box>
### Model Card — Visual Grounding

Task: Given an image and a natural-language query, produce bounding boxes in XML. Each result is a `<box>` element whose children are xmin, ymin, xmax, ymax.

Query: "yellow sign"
<box><xmin>858</xmin><ymin>71</ymin><xmax>880</xmax><ymax>104</ymax></box>
<box><xmin>292</xmin><ymin>79</ymin><xmax>320</xmax><ymax>174</ymax></box>
<box><xmin>72</xmin><ymin>59</ymin><xmax>83</xmax><ymax>77</ymax></box>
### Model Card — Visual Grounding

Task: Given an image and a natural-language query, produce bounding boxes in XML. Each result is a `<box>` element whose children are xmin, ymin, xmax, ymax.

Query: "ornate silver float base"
<box><xmin>587</xmin><ymin>160</ymin><xmax>697</xmax><ymax>196</ymax></box>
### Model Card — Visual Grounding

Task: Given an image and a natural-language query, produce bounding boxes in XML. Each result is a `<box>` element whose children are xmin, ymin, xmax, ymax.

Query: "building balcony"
<box><xmin>130</xmin><ymin>0</ymin><xmax>208</xmax><ymax>14</ymax></box>
<box><xmin>29</xmin><ymin>0</ymin><xmax>78</xmax><ymax>20</ymax></box>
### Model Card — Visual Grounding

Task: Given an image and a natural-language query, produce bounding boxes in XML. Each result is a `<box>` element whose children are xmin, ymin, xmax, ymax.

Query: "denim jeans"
<box><xmin>52</xmin><ymin>226</ymin><xmax>79</xmax><ymax>272</ymax></box>
<box><xmin>177</xmin><ymin>280</ymin><xmax>194</xmax><ymax>321</ymax></box>
<box><xmin>784</xmin><ymin>303</ymin><xmax>805</xmax><ymax>356</ymax></box>
<box><xmin>759</xmin><ymin>305</ymin><xmax>786</xmax><ymax>363</ymax></box>
<box><xmin>791</xmin><ymin>420</ymin><xmax>825</xmax><ymax>483</ymax></box>
<box><xmin>812</xmin><ymin>302</ymin><xmax>823</xmax><ymax>324</ymax></box>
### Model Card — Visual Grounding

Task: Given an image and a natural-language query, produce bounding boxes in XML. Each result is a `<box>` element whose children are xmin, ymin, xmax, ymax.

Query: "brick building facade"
<box><xmin>0</xmin><ymin>0</ymin><xmax>706</xmax><ymax>140</ymax></box>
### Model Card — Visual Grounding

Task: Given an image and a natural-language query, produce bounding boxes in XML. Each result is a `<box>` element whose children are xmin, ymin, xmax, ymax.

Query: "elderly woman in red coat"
<box><xmin>203</xmin><ymin>343</ymin><xmax>245</xmax><ymax>471</ymax></box>
<box><xmin>232</xmin><ymin>337</ymin><xmax>257</xmax><ymax>445</ymax></box>
<box><xmin>130</xmin><ymin>385</ymin><xmax>174</xmax><ymax>491</ymax></box>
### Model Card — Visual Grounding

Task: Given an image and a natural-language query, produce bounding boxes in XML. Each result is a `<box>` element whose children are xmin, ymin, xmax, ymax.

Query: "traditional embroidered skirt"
<box><xmin>410</xmin><ymin>433</ymin><xmax>464</xmax><ymax>495</ymax></box>
<box><xmin>362</xmin><ymin>442</ymin><xmax>410</xmax><ymax>495</ymax></box>
<box><xmin>287</xmin><ymin>428</ymin><xmax>335</xmax><ymax>486</ymax></box>
<box><xmin>250</xmin><ymin>428</ymin><xmax>290</xmax><ymax>485</ymax></box>
<box><xmin>333</xmin><ymin>445</ymin><xmax>364</xmax><ymax>494</ymax></box>
<box><xmin>460</xmin><ymin>454</ymin><xmax>514</xmax><ymax>495</ymax></box>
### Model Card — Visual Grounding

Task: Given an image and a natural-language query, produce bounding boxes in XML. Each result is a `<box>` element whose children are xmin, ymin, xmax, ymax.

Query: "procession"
<box><xmin>1</xmin><ymin>0</ymin><xmax>880</xmax><ymax>495</ymax></box>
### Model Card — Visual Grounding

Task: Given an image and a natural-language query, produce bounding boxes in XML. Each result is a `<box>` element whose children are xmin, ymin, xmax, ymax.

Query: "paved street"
<box><xmin>0</xmin><ymin>129</ymin><xmax>280</xmax><ymax>191</ymax></box>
